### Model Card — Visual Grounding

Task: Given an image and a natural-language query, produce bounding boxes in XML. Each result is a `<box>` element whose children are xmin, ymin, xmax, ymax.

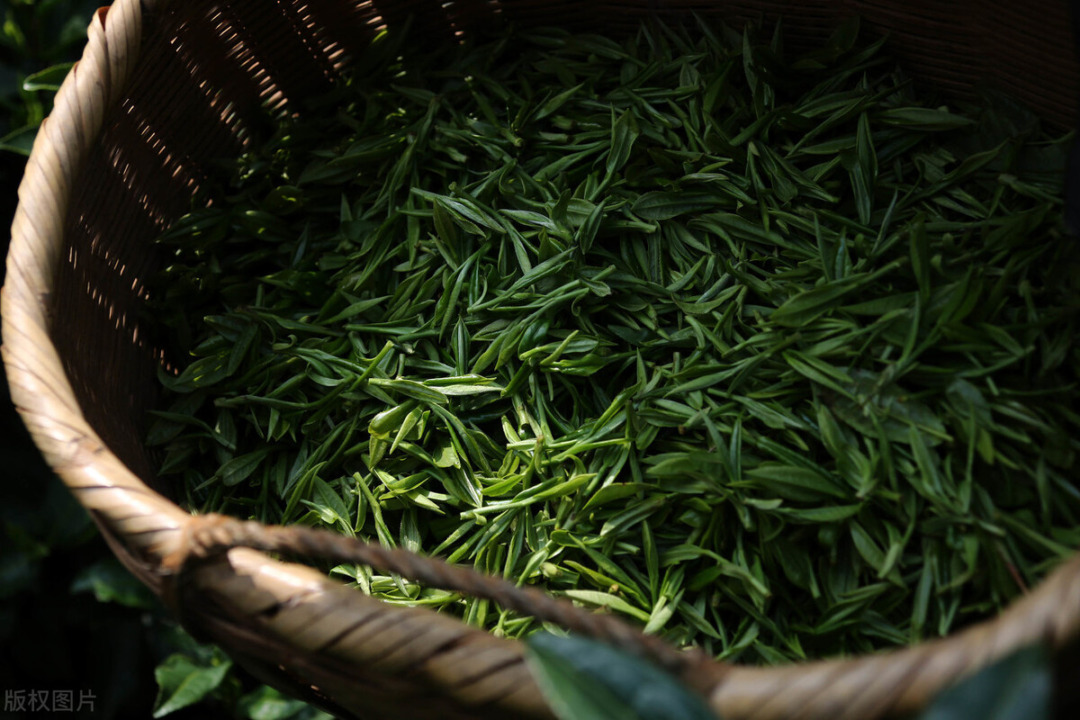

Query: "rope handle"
<box><xmin>160</xmin><ymin>513</ymin><xmax>731</xmax><ymax>693</ymax></box>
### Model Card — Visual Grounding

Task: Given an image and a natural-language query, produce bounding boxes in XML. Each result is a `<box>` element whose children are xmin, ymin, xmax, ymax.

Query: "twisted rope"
<box><xmin>162</xmin><ymin>513</ymin><xmax>731</xmax><ymax>693</ymax></box>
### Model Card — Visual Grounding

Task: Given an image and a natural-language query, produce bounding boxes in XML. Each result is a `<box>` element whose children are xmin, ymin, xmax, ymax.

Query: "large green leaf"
<box><xmin>917</xmin><ymin>643</ymin><xmax>1052</xmax><ymax>720</ymax></box>
<box><xmin>22</xmin><ymin>61</ymin><xmax>73</xmax><ymax>91</ymax></box>
<box><xmin>237</xmin><ymin>685</ymin><xmax>334</xmax><ymax>720</ymax></box>
<box><xmin>70</xmin><ymin>557</ymin><xmax>156</xmax><ymax>609</ymax></box>
<box><xmin>153</xmin><ymin>653</ymin><xmax>232</xmax><ymax>717</ymax></box>
<box><xmin>525</xmin><ymin>632</ymin><xmax>719</xmax><ymax>720</ymax></box>
<box><xmin>0</xmin><ymin>124</ymin><xmax>37</xmax><ymax>156</ymax></box>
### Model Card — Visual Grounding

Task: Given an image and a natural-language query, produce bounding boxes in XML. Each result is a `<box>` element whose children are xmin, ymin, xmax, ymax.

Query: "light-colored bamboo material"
<box><xmin>3</xmin><ymin>1</ymin><xmax>1078</xmax><ymax>718</ymax></box>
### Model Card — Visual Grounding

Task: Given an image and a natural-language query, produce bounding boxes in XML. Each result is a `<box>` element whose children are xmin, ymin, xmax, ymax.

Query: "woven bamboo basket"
<box><xmin>4</xmin><ymin>1</ymin><xmax>1080</xmax><ymax>718</ymax></box>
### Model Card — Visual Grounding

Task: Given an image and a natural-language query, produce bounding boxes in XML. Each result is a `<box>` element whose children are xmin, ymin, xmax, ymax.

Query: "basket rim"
<box><xmin>3</xmin><ymin>2</ymin><xmax>1079</xmax><ymax>719</ymax></box>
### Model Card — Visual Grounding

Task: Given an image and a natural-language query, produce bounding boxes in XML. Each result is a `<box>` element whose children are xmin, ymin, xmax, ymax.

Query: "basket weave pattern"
<box><xmin>3</xmin><ymin>1</ymin><xmax>1079</xmax><ymax>718</ymax></box>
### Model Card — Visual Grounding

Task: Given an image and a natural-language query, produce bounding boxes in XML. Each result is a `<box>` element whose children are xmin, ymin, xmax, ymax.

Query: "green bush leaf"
<box><xmin>525</xmin><ymin>632</ymin><xmax>718</xmax><ymax>720</ymax></box>
<box><xmin>237</xmin><ymin>685</ymin><xmax>334</xmax><ymax>720</ymax></box>
<box><xmin>0</xmin><ymin>124</ymin><xmax>37</xmax><ymax>156</ymax></box>
<box><xmin>70</xmin><ymin>557</ymin><xmax>155</xmax><ymax>608</ymax></box>
<box><xmin>22</xmin><ymin>61</ymin><xmax>73</xmax><ymax>91</ymax></box>
<box><xmin>153</xmin><ymin>653</ymin><xmax>232</xmax><ymax>717</ymax></box>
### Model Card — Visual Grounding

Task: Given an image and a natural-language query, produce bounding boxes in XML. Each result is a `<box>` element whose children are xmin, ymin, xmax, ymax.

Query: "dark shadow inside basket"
<box><xmin>50</xmin><ymin>0</ymin><xmax>1078</xmax><ymax>505</ymax></box>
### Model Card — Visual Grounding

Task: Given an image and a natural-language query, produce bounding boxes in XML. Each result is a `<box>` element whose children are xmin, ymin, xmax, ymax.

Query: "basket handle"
<box><xmin>160</xmin><ymin>513</ymin><xmax>730</xmax><ymax>694</ymax></box>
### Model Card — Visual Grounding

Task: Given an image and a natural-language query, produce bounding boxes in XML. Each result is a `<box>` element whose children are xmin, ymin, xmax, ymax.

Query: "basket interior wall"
<box><xmin>50</xmin><ymin>0</ymin><xmax>1078</xmax><ymax>500</ymax></box>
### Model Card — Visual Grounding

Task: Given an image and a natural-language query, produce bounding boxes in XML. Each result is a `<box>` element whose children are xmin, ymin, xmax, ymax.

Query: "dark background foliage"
<box><xmin>0</xmin><ymin>2</ymin><xmax>262</xmax><ymax>718</ymax></box>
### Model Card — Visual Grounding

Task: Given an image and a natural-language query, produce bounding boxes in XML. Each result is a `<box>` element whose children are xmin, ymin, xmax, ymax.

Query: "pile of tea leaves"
<box><xmin>146</xmin><ymin>17</ymin><xmax>1080</xmax><ymax>663</ymax></box>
